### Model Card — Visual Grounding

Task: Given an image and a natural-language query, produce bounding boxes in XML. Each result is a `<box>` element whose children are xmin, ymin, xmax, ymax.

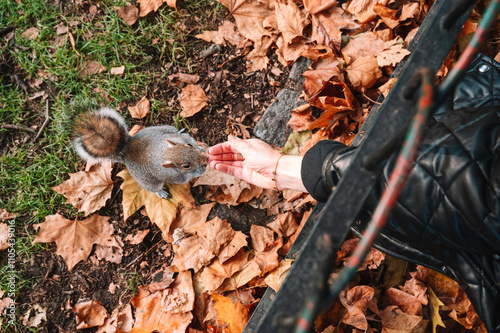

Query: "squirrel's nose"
<box><xmin>200</xmin><ymin>151</ymin><xmax>208</xmax><ymax>165</ymax></box>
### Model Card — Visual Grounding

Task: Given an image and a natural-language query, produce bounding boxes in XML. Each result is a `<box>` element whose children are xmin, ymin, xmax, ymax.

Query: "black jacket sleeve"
<box><xmin>301</xmin><ymin>140</ymin><xmax>356</xmax><ymax>202</ymax></box>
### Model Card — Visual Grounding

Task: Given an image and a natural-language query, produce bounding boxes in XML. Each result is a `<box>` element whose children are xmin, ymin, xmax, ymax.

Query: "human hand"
<box><xmin>207</xmin><ymin>135</ymin><xmax>281</xmax><ymax>189</ymax></box>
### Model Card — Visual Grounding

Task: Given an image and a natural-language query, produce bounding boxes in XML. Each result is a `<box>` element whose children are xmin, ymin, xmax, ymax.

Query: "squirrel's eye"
<box><xmin>181</xmin><ymin>164</ymin><xmax>191</xmax><ymax>169</ymax></box>
<box><xmin>186</xmin><ymin>143</ymin><xmax>194</xmax><ymax>147</ymax></box>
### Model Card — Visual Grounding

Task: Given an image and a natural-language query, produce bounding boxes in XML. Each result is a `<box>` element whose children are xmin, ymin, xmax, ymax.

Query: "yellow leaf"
<box><xmin>428</xmin><ymin>286</ymin><xmax>446</xmax><ymax>333</ymax></box>
<box><xmin>118</xmin><ymin>169</ymin><xmax>194</xmax><ymax>236</ymax></box>
<box><xmin>264</xmin><ymin>259</ymin><xmax>294</xmax><ymax>292</ymax></box>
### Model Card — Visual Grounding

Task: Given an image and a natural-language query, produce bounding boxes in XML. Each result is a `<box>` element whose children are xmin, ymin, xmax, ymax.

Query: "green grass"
<box><xmin>0</xmin><ymin>0</ymin><xmax>223</xmax><ymax>329</ymax></box>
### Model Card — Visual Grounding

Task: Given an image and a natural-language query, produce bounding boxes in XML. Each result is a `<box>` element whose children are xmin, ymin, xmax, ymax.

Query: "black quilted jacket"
<box><xmin>301</xmin><ymin>54</ymin><xmax>500</xmax><ymax>332</ymax></box>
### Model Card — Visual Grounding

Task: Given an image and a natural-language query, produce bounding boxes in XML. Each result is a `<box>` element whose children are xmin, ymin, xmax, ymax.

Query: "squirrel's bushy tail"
<box><xmin>74</xmin><ymin>107</ymin><xmax>129</xmax><ymax>163</ymax></box>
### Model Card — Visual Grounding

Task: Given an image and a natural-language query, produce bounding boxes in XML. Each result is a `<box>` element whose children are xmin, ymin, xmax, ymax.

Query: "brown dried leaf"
<box><xmin>275</xmin><ymin>0</ymin><xmax>310</xmax><ymax>45</ymax></box>
<box><xmin>379</xmin><ymin>305</ymin><xmax>428</xmax><ymax>333</ymax></box>
<box><xmin>130</xmin><ymin>272</ymin><xmax>194</xmax><ymax>333</ymax></box>
<box><xmin>303</xmin><ymin>0</ymin><xmax>337</xmax><ymax>14</ymax></box>
<box><xmin>263</xmin><ymin>259</ymin><xmax>293</xmax><ymax>292</ymax></box>
<box><xmin>342</xmin><ymin>32</ymin><xmax>390</xmax><ymax>65</ymax></box>
<box><xmin>21</xmin><ymin>27</ymin><xmax>39</xmax><ymax>40</ymax></box>
<box><xmin>0</xmin><ymin>223</ymin><xmax>10</xmax><ymax>250</ymax></box>
<box><xmin>340</xmin><ymin>286</ymin><xmax>375</xmax><ymax>331</ymax></box>
<box><xmin>118</xmin><ymin>169</ymin><xmax>194</xmax><ymax>236</ymax></box>
<box><xmin>267</xmin><ymin>212</ymin><xmax>298</xmax><ymax>238</ymax></box>
<box><xmin>448</xmin><ymin>289</ymin><xmax>479</xmax><ymax>329</ymax></box>
<box><xmin>377</xmin><ymin>43</ymin><xmax>411</xmax><ymax>67</ymax></box>
<box><xmin>373</xmin><ymin>4</ymin><xmax>400</xmax><ymax>29</ymax></box>
<box><xmin>250</xmin><ymin>225</ymin><xmax>282</xmax><ymax>276</ymax></box>
<box><xmin>124</xmin><ymin>229</ymin><xmax>150</xmax><ymax>245</ymax></box>
<box><xmin>73</xmin><ymin>300</ymin><xmax>108</xmax><ymax>330</ymax></box>
<box><xmin>303</xmin><ymin>57</ymin><xmax>343</xmax><ymax>101</ymax></box>
<box><xmin>171</xmin><ymin>202</ymin><xmax>216</xmax><ymax>234</ymax></box>
<box><xmin>168</xmin><ymin>73</ymin><xmax>200</xmax><ymax>85</ymax></box>
<box><xmin>128</xmin><ymin>96</ymin><xmax>150</xmax><ymax>119</ymax></box>
<box><xmin>115</xmin><ymin>3</ymin><xmax>139</xmax><ymax>25</ymax></box>
<box><xmin>79</xmin><ymin>60</ymin><xmax>106</xmax><ymax>78</ymax></box>
<box><xmin>200</xmin><ymin>250</ymin><xmax>250</xmax><ymax>291</ymax></box>
<box><xmin>196</xmin><ymin>21</ymin><xmax>247</xmax><ymax>48</ymax></box>
<box><xmin>172</xmin><ymin>217</ymin><xmax>236</xmax><ymax>272</ymax></box>
<box><xmin>138</xmin><ymin>0</ymin><xmax>175</xmax><ymax>17</ymax></box>
<box><xmin>346</xmin><ymin>55</ymin><xmax>383</xmax><ymax>90</ymax></box>
<box><xmin>179</xmin><ymin>84</ymin><xmax>208</xmax><ymax>118</ymax></box>
<box><xmin>110</xmin><ymin>65</ymin><xmax>125</xmax><ymax>75</ymax></box>
<box><xmin>218</xmin><ymin>0</ymin><xmax>275</xmax><ymax>43</ymax></box>
<box><xmin>383</xmin><ymin>288</ymin><xmax>422</xmax><ymax>316</ymax></box>
<box><xmin>345</xmin><ymin>0</ymin><xmax>389</xmax><ymax>23</ymax></box>
<box><xmin>194</xmin><ymin>167</ymin><xmax>262</xmax><ymax>205</ymax></box>
<box><xmin>0</xmin><ymin>209</ymin><xmax>15</xmax><ymax>221</ymax></box>
<box><xmin>33</xmin><ymin>214</ymin><xmax>117</xmax><ymax>270</ymax></box>
<box><xmin>52</xmin><ymin>161</ymin><xmax>113</xmax><ymax>216</ymax></box>
<box><xmin>337</xmin><ymin>237</ymin><xmax>385</xmax><ymax>270</ymax></box>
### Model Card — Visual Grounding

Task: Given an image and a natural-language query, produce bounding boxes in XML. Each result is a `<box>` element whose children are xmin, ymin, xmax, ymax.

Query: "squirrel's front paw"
<box><xmin>156</xmin><ymin>188</ymin><xmax>172</xmax><ymax>199</ymax></box>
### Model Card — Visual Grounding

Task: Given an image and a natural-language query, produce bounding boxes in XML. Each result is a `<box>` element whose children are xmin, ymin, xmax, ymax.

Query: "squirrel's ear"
<box><xmin>162</xmin><ymin>161</ymin><xmax>175</xmax><ymax>168</ymax></box>
<box><xmin>166</xmin><ymin>140</ymin><xmax>177</xmax><ymax>146</ymax></box>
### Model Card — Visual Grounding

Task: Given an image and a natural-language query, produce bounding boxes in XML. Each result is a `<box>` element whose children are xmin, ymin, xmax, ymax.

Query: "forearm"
<box><xmin>274</xmin><ymin>155</ymin><xmax>307</xmax><ymax>192</ymax></box>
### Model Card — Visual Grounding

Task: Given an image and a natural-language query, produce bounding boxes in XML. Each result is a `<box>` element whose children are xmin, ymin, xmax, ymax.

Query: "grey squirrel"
<box><xmin>74</xmin><ymin>107</ymin><xmax>207</xmax><ymax>199</ymax></box>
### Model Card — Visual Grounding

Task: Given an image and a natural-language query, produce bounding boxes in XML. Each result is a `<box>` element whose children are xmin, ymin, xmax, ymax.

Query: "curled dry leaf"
<box><xmin>196</xmin><ymin>21</ymin><xmax>247</xmax><ymax>48</ymax></box>
<box><xmin>377</xmin><ymin>43</ymin><xmax>411</xmax><ymax>67</ymax></box>
<box><xmin>267</xmin><ymin>211</ymin><xmax>298</xmax><ymax>238</ymax></box>
<box><xmin>379</xmin><ymin>305</ymin><xmax>428</xmax><ymax>333</ymax></box>
<box><xmin>115</xmin><ymin>3</ymin><xmax>139</xmax><ymax>26</ymax></box>
<box><xmin>275</xmin><ymin>0</ymin><xmax>310</xmax><ymax>45</ymax></box>
<box><xmin>21</xmin><ymin>27</ymin><xmax>39</xmax><ymax>40</ymax></box>
<box><xmin>382</xmin><ymin>287</ymin><xmax>422</xmax><ymax>316</ymax></box>
<box><xmin>128</xmin><ymin>95</ymin><xmax>150</xmax><ymax>119</ymax></box>
<box><xmin>124</xmin><ymin>229</ymin><xmax>150</xmax><ymax>245</ymax></box>
<box><xmin>179</xmin><ymin>84</ymin><xmax>208</xmax><ymax>118</ymax></box>
<box><xmin>345</xmin><ymin>0</ymin><xmax>389</xmax><ymax>23</ymax></box>
<box><xmin>339</xmin><ymin>285</ymin><xmax>375</xmax><ymax>331</ymax></box>
<box><xmin>171</xmin><ymin>202</ymin><xmax>216</xmax><ymax>234</ymax></box>
<box><xmin>73</xmin><ymin>300</ymin><xmax>108</xmax><ymax>330</ymax></box>
<box><xmin>33</xmin><ymin>214</ymin><xmax>117</xmax><ymax>270</ymax></box>
<box><xmin>250</xmin><ymin>225</ymin><xmax>282</xmax><ymax>276</ymax></box>
<box><xmin>168</xmin><ymin>73</ymin><xmax>200</xmax><ymax>85</ymax></box>
<box><xmin>52</xmin><ymin>161</ymin><xmax>114</xmax><ymax>216</ymax></box>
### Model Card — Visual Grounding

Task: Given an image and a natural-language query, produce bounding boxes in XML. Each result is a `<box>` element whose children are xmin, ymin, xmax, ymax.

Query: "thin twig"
<box><xmin>126</xmin><ymin>238</ymin><xmax>165</xmax><ymax>268</ymax></box>
<box><xmin>1</xmin><ymin>124</ymin><xmax>36</xmax><ymax>133</ymax></box>
<box><xmin>362</xmin><ymin>92</ymin><xmax>382</xmax><ymax>105</ymax></box>
<box><xmin>32</xmin><ymin>99</ymin><xmax>50</xmax><ymax>142</ymax></box>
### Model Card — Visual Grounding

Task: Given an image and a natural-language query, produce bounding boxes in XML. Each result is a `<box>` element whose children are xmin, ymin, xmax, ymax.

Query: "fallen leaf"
<box><xmin>118</xmin><ymin>169</ymin><xmax>194</xmax><ymax>237</ymax></box>
<box><xmin>267</xmin><ymin>212</ymin><xmax>298</xmax><ymax>238</ymax></box>
<box><xmin>448</xmin><ymin>289</ymin><xmax>479</xmax><ymax>329</ymax></box>
<box><xmin>428</xmin><ymin>286</ymin><xmax>446</xmax><ymax>333</ymax></box>
<box><xmin>377</xmin><ymin>43</ymin><xmax>411</xmax><ymax>67</ymax></box>
<box><xmin>97</xmin><ymin>304</ymin><xmax>133</xmax><ymax>333</ymax></box>
<box><xmin>73</xmin><ymin>300</ymin><xmax>108</xmax><ymax>330</ymax></box>
<box><xmin>303</xmin><ymin>0</ymin><xmax>338</xmax><ymax>14</ymax></box>
<box><xmin>179</xmin><ymin>84</ymin><xmax>208</xmax><ymax>118</ymax></box>
<box><xmin>275</xmin><ymin>0</ymin><xmax>310</xmax><ymax>45</ymax></box>
<box><xmin>196</xmin><ymin>21</ymin><xmax>247</xmax><ymax>48</ymax></box>
<box><xmin>168</xmin><ymin>73</ymin><xmax>200</xmax><ymax>85</ymax></box>
<box><xmin>379</xmin><ymin>305</ymin><xmax>428</xmax><ymax>333</ymax></box>
<box><xmin>250</xmin><ymin>225</ymin><xmax>282</xmax><ymax>276</ymax></box>
<box><xmin>138</xmin><ymin>0</ymin><xmax>175</xmax><ymax>17</ymax></box>
<box><xmin>110</xmin><ymin>65</ymin><xmax>125</xmax><ymax>75</ymax></box>
<box><xmin>124</xmin><ymin>229</ymin><xmax>150</xmax><ymax>245</ymax></box>
<box><xmin>79</xmin><ymin>60</ymin><xmax>107</xmax><ymax>78</ymax></box>
<box><xmin>0</xmin><ymin>223</ymin><xmax>10</xmax><ymax>250</ymax></box>
<box><xmin>171</xmin><ymin>203</ymin><xmax>216</xmax><ymax>234</ymax></box>
<box><xmin>212</xmin><ymin>293</ymin><xmax>249</xmax><ymax>333</ymax></box>
<box><xmin>0</xmin><ymin>209</ymin><xmax>15</xmax><ymax>221</ymax></box>
<box><xmin>216</xmin><ymin>261</ymin><xmax>260</xmax><ymax>292</ymax></box>
<box><xmin>337</xmin><ymin>237</ymin><xmax>385</xmax><ymax>270</ymax></box>
<box><xmin>194</xmin><ymin>167</ymin><xmax>263</xmax><ymax>205</ymax></box>
<box><xmin>342</xmin><ymin>32</ymin><xmax>390</xmax><ymax>65</ymax></box>
<box><xmin>346</xmin><ymin>55</ymin><xmax>383</xmax><ymax>90</ymax></box>
<box><xmin>345</xmin><ymin>0</ymin><xmax>389</xmax><ymax>23</ymax></box>
<box><xmin>21</xmin><ymin>27</ymin><xmax>39</xmax><ymax>40</ymax></box>
<box><xmin>115</xmin><ymin>3</ymin><xmax>139</xmax><ymax>25</ymax></box>
<box><xmin>52</xmin><ymin>161</ymin><xmax>113</xmax><ymax>216</ymax></box>
<box><xmin>54</xmin><ymin>22</ymin><xmax>68</xmax><ymax>35</ymax></box>
<box><xmin>377</xmin><ymin>78</ymin><xmax>397</xmax><ymax>98</ymax></box>
<box><xmin>172</xmin><ymin>217</ymin><xmax>237</xmax><ymax>272</ymax></box>
<box><xmin>130</xmin><ymin>271</ymin><xmax>194</xmax><ymax>333</ymax></box>
<box><xmin>33</xmin><ymin>214</ymin><xmax>117</xmax><ymax>270</ymax></box>
<box><xmin>128</xmin><ymin>96</ymin><xmax>150</xmax><ymax>119</ymax></box>
<box><xmin>382</xmin><ymin>288</ymin><xmax>422</xmax><ymax>316</ymax></box>
<box><xmin>200</xmin><ymin>250</ymin><xmax>250</xmax><ymax>291</ymax></box>
<box><xmin>373</xmin><ymin>4</ymin><xmax>400</xmax><ymax>29</ymax></box>
<box><xmin>264</xmin><ymin>259</ymin><xmax>293</xmax><ymax>292</ymax></box>
<box><xmin>95</xmin><ymin>235</ymin><xmax>123</xmax><ymax>264</ymax></box>
<box><xmin>339</xmin><ymin>285</ymin><xmax>375</xmax><ymax>331</ymax></box>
